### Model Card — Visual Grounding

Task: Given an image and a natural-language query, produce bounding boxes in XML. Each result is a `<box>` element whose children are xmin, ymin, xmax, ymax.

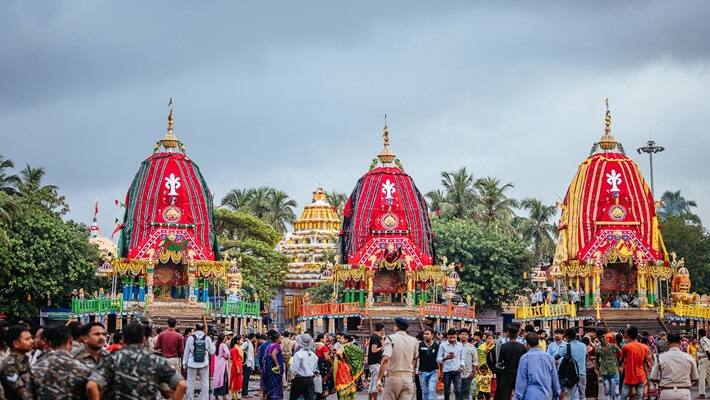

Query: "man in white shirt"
<box><xmin>459</xmin><ymin>329</ymin><xmax>478</xmax><ymax>400</ymax></box>
<box><xmin>437</xmin><ymin>328</ymin><xmax>465</xmax><ymax>400</ymax></box>
<box><xmin>698</xmin><ymin>329</ymin><xmax>710</xmax><ymax>398</ymax></box>
<box><xmin>182</xmin><ymin>323</ymin><xmax>216</xmax><ymax>400</ymax></box>
<box><xmin>289</xmin><ymin>334</ymin><xmax>319</xmax><ymax>400</ymax></box>
<box><xmin>241</xmin><ymin>333</ymin><xmax>256</xmax><ymax>398</ymax></box>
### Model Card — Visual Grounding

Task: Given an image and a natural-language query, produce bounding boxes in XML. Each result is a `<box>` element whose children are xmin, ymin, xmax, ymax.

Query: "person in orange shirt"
<box><xmin>689</xmin><ymin>338</ymin><xmax>699</xmax><ymax>360</ymax></box>
<box><xmin>619</xmin><ymin>326</ymin><xmax>652</xmax><ymax>400</ymax></box>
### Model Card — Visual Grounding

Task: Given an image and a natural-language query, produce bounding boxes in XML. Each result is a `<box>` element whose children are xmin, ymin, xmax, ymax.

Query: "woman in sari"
<box><xmin>333</xmin><ymin>334</ymin><xmax>365</xmax><ymax>400</ymax></box>
<box><xmin>213</xmin><ymin>333</ymin><xmax>231</xmax><ymax>400</ymax></box>
<box><xmin>315</xmin><ymin>333</ymin><xmax>334</xmax><ymax>400</ymax></box>
<box><xmin>229</xmin><ymin>335</ymin><xmax>244</xmax><ymax>399</ymax></box>
<box><xmin>263</xmin><ymin>332</ymin><xmax>285</xmax><ymax>400</ymax></box>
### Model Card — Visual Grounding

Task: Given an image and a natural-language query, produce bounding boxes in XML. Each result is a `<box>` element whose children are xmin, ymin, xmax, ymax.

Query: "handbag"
<box><xmin>314</xmin><ymin>374</ymin><xmax>323</xmax><ymax>394</ymax></box>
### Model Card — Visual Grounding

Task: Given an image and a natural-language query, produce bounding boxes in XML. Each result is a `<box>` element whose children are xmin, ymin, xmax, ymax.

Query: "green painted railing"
<box><xmin>220</xmin><ymin>301</ymin><xmax>260</xmax><ymax>317</ymax></box>
<box><xmin>71</xmin><ymin>298</ymin><xmax>124</xmax><ymax>315</ymax></box>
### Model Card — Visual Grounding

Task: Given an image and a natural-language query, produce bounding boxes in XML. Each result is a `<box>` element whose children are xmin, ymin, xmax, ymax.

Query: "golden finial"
<box><xmin>158</xmin><ymin>97</ymin><xmax>180</xmax><ymax>150</ymax></box>
<box><xmin>598</xmin><ymin>97</ymin><xmax>617</xmax><ymax>151</ymax></box>
<box><xmin>312</xmin><ymin>187</ymin><xmax>327</xmax><ymax>203</ymax></box>
<box><xmin>377</xmin><ymin>114</ymin><xmax>396</xmax><ymax>164</ymax></box>
<box><xmin>604</xmin><ymin>97</ymin><xmax>612</xmax><ymax>134</ymax></box>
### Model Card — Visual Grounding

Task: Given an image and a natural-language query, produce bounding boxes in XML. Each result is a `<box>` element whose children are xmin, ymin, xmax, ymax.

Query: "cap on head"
<box><xmin>394</xmin><ymin>317</ymin><xmax>409</xmax><ymax>330</ymax></box>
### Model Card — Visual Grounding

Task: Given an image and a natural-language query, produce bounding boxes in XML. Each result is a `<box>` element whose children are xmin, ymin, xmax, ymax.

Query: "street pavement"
<box><xmin>239</xmin><ymin>377</ymin><xmax>701</xmax><ymax>400</ymax></box>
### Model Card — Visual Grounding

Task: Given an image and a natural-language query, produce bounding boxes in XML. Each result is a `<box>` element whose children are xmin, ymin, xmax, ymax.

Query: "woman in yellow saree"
<box><xmin>333</xmin><ymin>334</ymin><xmax>365</xmax><ymax>400</ymax></box>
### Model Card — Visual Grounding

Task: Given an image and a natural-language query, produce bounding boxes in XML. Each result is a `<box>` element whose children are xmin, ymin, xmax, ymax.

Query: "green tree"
<box><xmin>265</xmin><ymin>189</ymin><xmax>297</xmax><ymax>234</ymax></box>
<box><xmin>0</xmin><ymin>155</ymin><xmax>20</xmax><ymax>195</ymax></box>
<box><xmin>475</xmin><ymin>176</ymin><xmax>518</xmax><ymax>226</ymax></box>
<box><xmin>660</xmin><ymin>213</ymin><xmax>710</xmax><ymax>294</ymax></box>
<box><xmin>517</xmin><ymin>198</ymin><xmax>557</xmax><ymax>262</ymax></box>
<box><xmin>214</xmin><ymin>209</ymin><xmax>289</xmax><ymax>300</ymax></box>
<box><xmin>658</xmin><ymin>190</ymin><xmax>699</xmax><ymax>221</ymax></box>
<box><xmin>0</xmin><ymin>192</ymin><xmax>14</xmax><ymax>244</ymax></box>
<box><xmin>17</xmin><ymin>165</ymin><xmax>68</xmax><ymax>215</ymax></box>
<box><xmin>248</xmin><ymin>186</ymin><xmax>273</xmax><ymax>219</ymax></box>
<box><xmin>306</xmin><ymin>282</ymin><xmax>336</xmax><ymax>304</ymax></box>
<box><xmin>425</xmin><ymin>189</ymin><xmax>448</xmax><ymax>217</ymax></box>
<box><xmin>0</xmin><ymin>192</ymin><xmax>101</xmax><ymax>319</ymax></box>
<box><xmin>440</xmin><ymin>167</ymin><xmax>477</xmax><ymax>219</ymax></box>
<box><xmin>221</xmin><ymin>188</ymin><xmax>253</xmax><ymax>212</ymax></box>
<box><xmin>433</xmin><ymin>218</ymin><xmax>532</xmax><ymax>308</ymax></box>
<box><xmin>325</xmin><ymin>190</ymin><xmax>348</xmax><ymax>217</ymax></box>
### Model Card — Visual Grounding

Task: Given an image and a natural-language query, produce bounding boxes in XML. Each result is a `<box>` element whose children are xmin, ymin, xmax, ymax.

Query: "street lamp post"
<box><xmin>637</xmin><ymin>140</ymin><xmax>665</xmax><ymax>197</ymax></box>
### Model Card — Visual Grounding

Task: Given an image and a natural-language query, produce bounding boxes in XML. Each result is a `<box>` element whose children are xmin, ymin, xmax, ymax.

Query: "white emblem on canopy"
<box><xmin>165</xmin><ymin>173</ymin><xmax>181</xmax><ymax>196</ymax></box>
<box><xmin>382</xmin><ymin>179</ymin><xmax>396</xmax><ymax>200</ymax></box>
<box><xmin>606</xmin><ymin>169</ymin><xmax>622</xmax><ymax>193</ymax></box>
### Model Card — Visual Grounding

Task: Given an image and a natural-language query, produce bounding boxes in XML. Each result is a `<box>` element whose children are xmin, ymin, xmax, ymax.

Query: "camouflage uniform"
<box><xmin>0</xmin><ymin>350</ymin><xmax>32</xmax><ymax>400</ymax></box>
<box><xmin>31</xmin><ymin>349</ymin><xmax>91</xmax><ymax>399</ymax></box>
<box><xmin>70</xmin><ymin>341</ymin><xmax>84</xmax><ymax>357</ymax></box>
<box><xmin>74</xmin><ymin>347</ymin><xmax>109</xmax><ymax>369</ymax></box>
<box><xmin>89</xmin><ymin>344</ymin><xmax>183</xmax><ymax>399</ymax></box>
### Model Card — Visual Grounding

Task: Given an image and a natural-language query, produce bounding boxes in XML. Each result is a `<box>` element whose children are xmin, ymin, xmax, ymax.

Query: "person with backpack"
<box><xmin>182</xmin><ymin>322</ymin><xmax>216</xmax><ymax>400</ymax></box>
<box><xmin>556</xmin><ymin>328</ymin><xmax>586</xmax><ymax>400</ymax></box>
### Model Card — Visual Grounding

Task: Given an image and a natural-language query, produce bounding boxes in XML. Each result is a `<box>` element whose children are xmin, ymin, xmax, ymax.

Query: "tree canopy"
<box><xmin>214</xmin><ymin>208</ymin><xmax>289</xmax><ymax>300</ymax></box>
<box><xmin>658</xmin><ymin>191</ymin><xmax>710</xmax><ymax>294</ymax></box>
<box><xmin>220</xmin><ymin>186</ymin><xmax>297</xmax><ymax>233</ymax></box>
<box><xmin>432</xmin><ymin>218</ymin><xmax>532</xmax><ymax>308</ymax></box>
<box><xmin>0</xmin><ymin>155</ymin><xmax>101</xmax><ymax>320</ymax></box>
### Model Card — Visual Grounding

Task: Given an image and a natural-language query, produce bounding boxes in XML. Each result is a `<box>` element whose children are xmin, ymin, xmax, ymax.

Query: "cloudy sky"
<box><xmin>2</xmin><ymin>1</ymin><xmax>709</xmax><ymax>232</ymax></box>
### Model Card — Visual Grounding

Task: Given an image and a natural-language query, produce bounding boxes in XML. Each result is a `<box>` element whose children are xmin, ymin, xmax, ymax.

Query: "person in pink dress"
<box><xmin>212</xmin><ymin>332</ymin><xmax>231</xmax><ymax>399</ymax></box>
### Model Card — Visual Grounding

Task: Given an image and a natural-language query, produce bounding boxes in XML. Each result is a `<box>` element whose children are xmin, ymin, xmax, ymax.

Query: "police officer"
<box><xmin>73</xmin><ymin>322</ymin><xmax>109</xmax><ymax>369</ymax></box>
<box><xmin>86</xmin><ymin>322</ymin><xmax>187</xmax><ymax>400</ymax></box>
<box><xmin>0</xmin><ymin>325</ymin><xmax>34</xmax><ymax>400</ymax></box>
<box><xmin>32</xmin><ymin>324</ymin><xmax>92</xmax><ymax>399</ymax></box>
<box><xmin>650</xmin><ymin>332</ymin><xmax>698</xmax><ymax>400</ymax></box>
<box><xmin>377</xmin><ymin>318</ymin><xmax>419</xmax><ymax>400</ymax></box>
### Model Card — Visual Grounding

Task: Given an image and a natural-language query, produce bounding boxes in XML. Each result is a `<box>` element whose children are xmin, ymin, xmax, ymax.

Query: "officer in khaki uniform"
<box><xmin>699</xmin><ymin>329</ymin><xmax>710</xmax><ymax>398</ymax></box>
<box><xmin>377</xmin><ymin>318</ymin><xmax>419</xmax><ymax>400</ymax></box>
<box><xmin>649</xmin><ymin>332</ymin><xmax>698</xmax><ymax>400</ymax></box>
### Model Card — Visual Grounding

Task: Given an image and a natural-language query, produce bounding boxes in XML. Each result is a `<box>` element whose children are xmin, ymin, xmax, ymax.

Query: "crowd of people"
<box><xmin>530</xmin><ymin>288</ymin><xmax>643</xmax><ymax>310</ymax></box>
<box><xmin>0</xmin><ymin>317</ymin><xmax>708</xmax><ymax>400</ymax></box>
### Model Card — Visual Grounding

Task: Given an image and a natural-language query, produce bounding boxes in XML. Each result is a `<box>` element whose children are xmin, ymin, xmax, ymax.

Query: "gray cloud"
<box><xmin>1</xmin><ymin>1</ymin><xmax>709</xmax><ymax>232</ymax></box>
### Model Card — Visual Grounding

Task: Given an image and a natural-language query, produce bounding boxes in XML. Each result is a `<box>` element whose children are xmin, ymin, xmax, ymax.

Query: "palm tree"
<box><xmin>325</xmin><ymin>190</ymin><xmax>348</xmax><ymax>217</ymax></box>
<box><xmin>247</xmin><ymin>186</ymin><xmax>273</xmax><ymax>219</ymax></box>
<box><xmin>475</xmin><ymin>176</ymin><xmax>519</xmax><ymax>225</ymax></box>
<box><xmin>425</xmin><ymin>189</ymin><xmax>448</xmax><ymax>217</ymax></box>
<box><xmin>221</xmin><ymin>188</ymin><xmax>253</xmax><ymax>212</ymax></box>
<box><xmin>265</xmin><ymin>190</ymin><xmax>297</xmax><ymax>233</ymax></box>
<box><xmin>658</xmin><ymin>190</ymin><xmax>698</xmax><ymax>219</ymax></box>
<box><xmin>440</xmin><ymin>167</ymin><xmax>477</xmax><ymax>218</ymax></box>
<box><xmin>0</xmin><ymin>155</ymin><xmax>20</xmax><ymax>195</ymax></box>
<box><xmin>0</xmin><ymin>191</ymin><xmax>14</xmax><ymax>244</ymax></box>
<box><xmin>17</xmin><ymin>165</ymin><xmax>57</xmax><ymax>197</ymax></box>
<box><xmin>518</xmin><ymin>198</ymin><xmax>557</xmax><ymax>262</ymax></box>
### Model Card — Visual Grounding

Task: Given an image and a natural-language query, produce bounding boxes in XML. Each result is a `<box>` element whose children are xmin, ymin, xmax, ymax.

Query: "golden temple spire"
<box><xmin>312</xmin><ymin>187</ymin><xmax>327</xmax><ymax>203</ymax></box>
<box><xmin>377</xmin><ymin>114</ymin><xmax>396</xmax><ymax>164</ymax></box>
<box><xmin>598</xmin><ymin>97</ymin><xmax>617</xmax><ymax>151</ymax></box>
<box><xmin>158</xmin><ymin>97</ymin><xmax>180</xmax><ymax>150</ymax></box>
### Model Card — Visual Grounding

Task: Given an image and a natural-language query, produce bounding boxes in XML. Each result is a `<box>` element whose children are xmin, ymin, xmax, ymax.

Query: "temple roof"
<box><xmin>340</xmin><ymin>119</ymin><xmax>435</xmax><ymax>270</ymax></box>
<box><xmin>117</xmin><ymin>103</ymin><xmax>218</xmax><ymax>262</ymax></box>
<box><xmin>280</xmin><ymin>187</ymin><xmax>339</xmax><ymax>289</ymax></box>
<box><xmin>293</xmin><ymin>188</ymin><xmax>341</xmax><ymax>232</ymax></box>
<box><xmin>553</xmin><ymin>100</ymin><xmax>668</xmax><ymax>267</ymax></box>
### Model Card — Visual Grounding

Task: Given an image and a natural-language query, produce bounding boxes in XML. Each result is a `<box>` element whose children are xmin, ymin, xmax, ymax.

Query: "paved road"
<box><xmin>238</xmin><ymin>379</ymin><xmax>701</xmax><ymax>400</ymax></box>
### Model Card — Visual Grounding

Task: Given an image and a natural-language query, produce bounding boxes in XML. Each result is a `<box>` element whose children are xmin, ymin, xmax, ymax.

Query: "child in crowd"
<box><xmin>475</xmin><ymin>364</ymin><xmax>492</xmax><ymax>400</ymax></box>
